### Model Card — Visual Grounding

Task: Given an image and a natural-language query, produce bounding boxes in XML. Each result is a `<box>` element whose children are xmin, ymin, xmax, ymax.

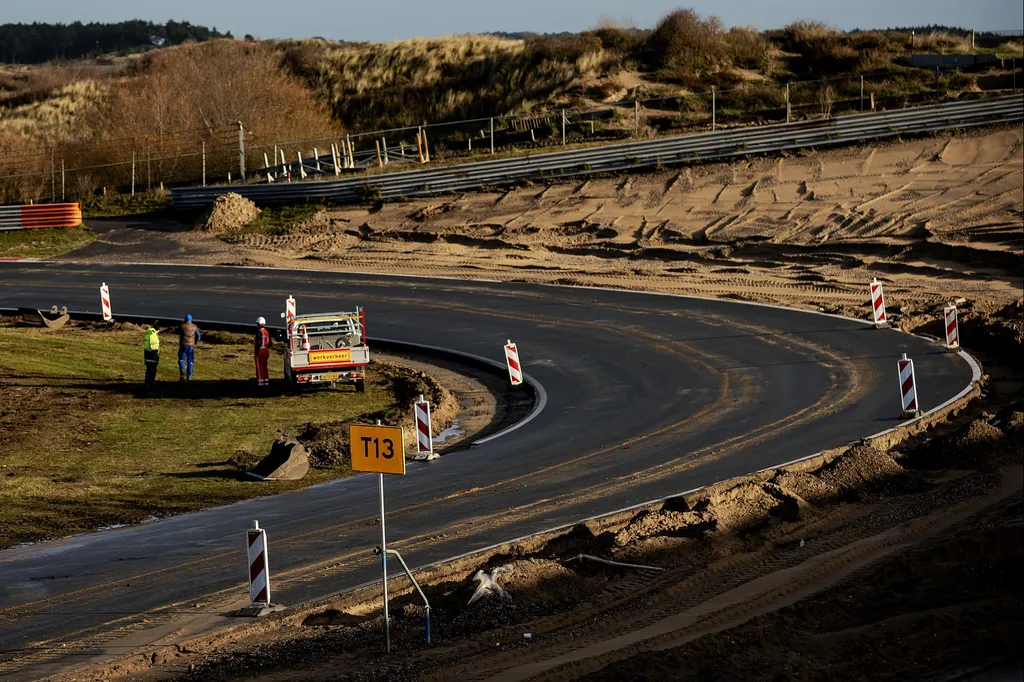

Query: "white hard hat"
<box><xmin>257</xmin><ymin>316</ymin><xmax>266</xmax><ymax>326</ymax></box>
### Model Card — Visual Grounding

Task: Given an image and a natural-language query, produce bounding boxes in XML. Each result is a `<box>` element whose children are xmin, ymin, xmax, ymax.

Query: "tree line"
<box><xmin>0</xmin><ymin>20</ymin><xmax>232</xmax><ymax>64</ymax></box>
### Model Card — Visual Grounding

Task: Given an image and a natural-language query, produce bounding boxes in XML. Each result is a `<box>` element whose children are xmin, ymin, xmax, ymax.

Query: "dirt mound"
<box><xmin>905</xmin><ymin>418</ymin><xmax>1013</xmax><ymax>470</ymax></box>
<box><xmin>489</xmin><ymin>559</ymin><xmax>577</xmax><ymax>607</ymax></box>
<box><xmin>196</xmin><ymin>193</ymin><xmax>261</xmax><ymax>233</ymax></box>
<box><xmin>614</xmin><ymin>508</ymin><xmax>711</xmax><ymax>546</ymax></box>
<box><xmin>1001</xmin><ymin>411</ymin><xmax>1024</xmax><ymax>447</ymax></box>
<box><xmin>228</xmin><ymin>449</ymin><xmax>260</xmax><ymax>469</ymax></box>
<box><xmin>816</xmin><ymin>444</ymin><xmax>917</xmax><ymax>498</ymax></box>
<box><xmin>703</xmin><ymin>481</ymin><xmax>780</xmax><ymax>533</ymax></box>
<box><xmin>297</xmin><ymin>421</ymin><xmax>350</xmax><ymax>469</ymax></box>
<box><xmin>291</xmin><ymin>209</ymin><xmax>332</xmax><ymax>234</ymax></box>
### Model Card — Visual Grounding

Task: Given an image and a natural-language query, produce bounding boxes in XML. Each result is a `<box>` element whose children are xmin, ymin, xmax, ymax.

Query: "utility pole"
<box><xmin>238</xmin><ymin>121</ymin><xmax>246</xmax><ymax>182</ymax></box>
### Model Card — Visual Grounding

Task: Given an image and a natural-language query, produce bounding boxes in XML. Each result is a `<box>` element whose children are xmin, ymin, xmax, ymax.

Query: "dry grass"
<box><xmin>282</xmin><ymin>34</ymin><xmax>619</xmax><ymax>128</ymax></box>
<box><xmin>1</xmin><ymin>22</ymin><xmax>1020</xmax><ymax>203</ymax></box>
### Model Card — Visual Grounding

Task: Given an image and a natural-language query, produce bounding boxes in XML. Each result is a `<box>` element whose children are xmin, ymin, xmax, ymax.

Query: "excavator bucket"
<box><xmin>18</xmin><ymin>306</ymin><xmax>70</xmax><ymax>330</ymax></box>
<box><xmin>246</xmin><ymin>436</ymin><xmax>310</xmax><ymax>481</ymax></box>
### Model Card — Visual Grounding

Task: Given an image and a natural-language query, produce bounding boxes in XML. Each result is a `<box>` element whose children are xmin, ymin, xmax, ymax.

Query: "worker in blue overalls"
<box><xmin>177</xmin><ymin>314</ymin><xmax>201</xmax><ymax>381</ymax></box>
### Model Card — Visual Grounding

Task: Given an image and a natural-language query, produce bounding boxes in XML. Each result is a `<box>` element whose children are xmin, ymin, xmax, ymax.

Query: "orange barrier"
<box><xmin>20</xmin><ymin>203</ymin><xmax>83</xmax><ymax>229</ymax></box>
<box><xmin>0</xmin><ymin>203</ymin><xmax>83</xmax><ymax>231</ymax></box>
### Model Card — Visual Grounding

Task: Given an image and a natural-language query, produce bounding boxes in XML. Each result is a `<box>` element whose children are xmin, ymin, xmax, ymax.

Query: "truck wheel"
<box><xmin>355</xmin><ymin>379</ymin><xmax>365</xmax><ymax>393</ymax></box>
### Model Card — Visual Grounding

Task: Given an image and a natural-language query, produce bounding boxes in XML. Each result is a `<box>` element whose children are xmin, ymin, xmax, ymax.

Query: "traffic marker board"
<box><xmin>350</xmin><ymin>424</ymin><xmax>406</xmax><ymax>475</ymax></box>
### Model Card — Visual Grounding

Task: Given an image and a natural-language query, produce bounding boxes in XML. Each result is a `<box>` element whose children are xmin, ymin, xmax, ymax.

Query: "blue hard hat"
<box><xmin>184</xmin><ymin>314</ymin><xmax>192</xmax><ymax>322</ymax></box>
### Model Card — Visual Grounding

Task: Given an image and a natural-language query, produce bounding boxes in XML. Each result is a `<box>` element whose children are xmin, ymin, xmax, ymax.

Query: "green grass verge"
<box><xmin>80</xmin><ymin>190</ymin><xmax>174</xmax><ymax>218</ymax></box>
<box><xmin>0</xmin><ymin>225</ymin><xmax>95</xmax><ymax>259</ymax></box>
<box><xmin>231</xmin><ymin>204</ymin><xmax>324</xmax><ymax>237</ymax></box>
<box><xmin>0</xmin><ymin>323</ymin><xmax>396</xmax><ymax>549</ymax></box>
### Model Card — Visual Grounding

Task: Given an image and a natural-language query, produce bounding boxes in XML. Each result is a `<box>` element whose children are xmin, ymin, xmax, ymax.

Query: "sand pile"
<box><xmin>196</xmin><ymin>193</ymin><xmax>261</xmax><ymax>233</ymax></box>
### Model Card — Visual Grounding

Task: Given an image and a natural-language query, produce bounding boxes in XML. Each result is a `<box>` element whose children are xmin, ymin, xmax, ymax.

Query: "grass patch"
<box><xmin>0</xmin><ymin>225</ymin><xmax>95</xmax><ymax>259</ymax></box>
<box><xmin>232</xmin><ymin>203</ymin><xmax>324</xmax><ymax>237</ymax></box>
<box><xmin>0</xmin><ymin>322</ymin><xmax>398</xmax><ymax>549</ymax></box>
<box><xmin>81</xmin><ymin>190</ymin><xmax>174</xmax><ymax>218</ymax></box>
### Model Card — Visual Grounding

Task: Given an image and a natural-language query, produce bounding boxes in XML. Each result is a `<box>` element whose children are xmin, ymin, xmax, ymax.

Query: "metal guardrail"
<box><xmin>173</xmin><ymin>95</ymin><xmax>1024</xmax><ymax>210</ymax></box>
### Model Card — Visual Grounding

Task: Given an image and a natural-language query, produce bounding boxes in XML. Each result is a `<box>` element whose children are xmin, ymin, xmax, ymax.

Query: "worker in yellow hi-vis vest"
<box><xmin>143</xmin><ymin>323</ymin><xmax>160</xmax><ymax>389</ymax></box>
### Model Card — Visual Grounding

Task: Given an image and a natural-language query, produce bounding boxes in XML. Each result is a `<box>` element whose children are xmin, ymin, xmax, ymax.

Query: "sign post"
<box><xmin>350</xmin><ymin>422</ymin><xmax>406</xmax><ymax>653</ymax></box>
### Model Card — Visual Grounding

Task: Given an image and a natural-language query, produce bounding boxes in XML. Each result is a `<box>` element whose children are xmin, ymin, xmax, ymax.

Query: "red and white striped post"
<box><xmin>247</xmin><ymin>520</ymin><xmax>271</xmax><ymax>607</ymax></box>
<box><xmin>413</xmin><ymin>395</ymin><xmax>437</xmax><ymax>461</ymax></box>
<box><xmin>944</xmin><ymin>305</ymin><xmax>959</xmax><ymax>351</ymax></box>
<box><xmin>898</xmin><ymin>353</ymin><xmax>921</xmax><ymax>419</ymax></box>
<box><xmin>285</xmin><ymin>295</ymin><xmax>296</xmax><ymax>324</ymax></box>
<box><xmin>100</xmin><ymin>282</ymin><xmax>112</xmax><ymax>322</ymax></box>
<box><xmin>504</xmin><ymin>340</ymin><xmax>523</xmax><ymax>387</ymax></box>
<box><xmin>869</xmin><ymin>279</ymin><xmax>888</xmax><ymax>328</ymax></box>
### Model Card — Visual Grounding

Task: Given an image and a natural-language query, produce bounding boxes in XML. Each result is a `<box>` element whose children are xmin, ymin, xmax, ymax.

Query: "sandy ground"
<box><xmin>69</xmin><ymin>127</ymin><xmax>1023</xmax><ymax>325</ymax></box>
<box><xmin>89</xmin><ymin>402</ymin><xmax>1024</xmax><ymax>682</ymax></box>
<box><xmin>48</xmin><ymin>126</ymin><xmax>1024</xmax><ymax>682</ymax></box>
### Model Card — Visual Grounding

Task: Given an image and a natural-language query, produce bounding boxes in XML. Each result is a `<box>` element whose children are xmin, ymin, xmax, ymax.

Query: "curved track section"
<box><xmin>0</xmin><ymin>263</ymin><xmax>973</xmax><ymax>678</ymax></box>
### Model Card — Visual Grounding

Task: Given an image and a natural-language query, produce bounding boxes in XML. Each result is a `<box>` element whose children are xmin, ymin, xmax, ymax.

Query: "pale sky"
<box><xmin>2</xmin><ymin>0</ymin><xmax>1021</xmax><ymax>41</ymax></box>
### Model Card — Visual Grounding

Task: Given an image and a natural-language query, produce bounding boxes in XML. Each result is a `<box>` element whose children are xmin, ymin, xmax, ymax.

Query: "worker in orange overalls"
<box><xmin>254</xmin><ymin>317</ymin><xmax>271</xmax><ymax>387</ymax></box>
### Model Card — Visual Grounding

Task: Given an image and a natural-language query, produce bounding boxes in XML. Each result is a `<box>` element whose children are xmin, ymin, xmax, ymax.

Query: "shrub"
<box><xmin>641</xmin><ymin>9</ymin><xmax>730</xmax><ymax>76</ymax></box>
<box><xmin>726</xmin><ymin>27</ymin><xmax>775</xmax><ymax>72</ymax></box>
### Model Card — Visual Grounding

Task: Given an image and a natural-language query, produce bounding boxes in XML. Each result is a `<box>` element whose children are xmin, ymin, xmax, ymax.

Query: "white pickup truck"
<box><xmin>284</xmin><ymin>309</ymin><xmax>369</xmax><ymax>392</ymax></box>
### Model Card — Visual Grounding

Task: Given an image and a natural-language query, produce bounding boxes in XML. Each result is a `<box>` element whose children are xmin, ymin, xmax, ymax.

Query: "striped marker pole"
<box><xmin>944</xmin><ymin>305</ymin><xmax>959</xmax><ymax>351</ymax></box>
<box><xmin>100</xmin><ymin>282</ymin><xmax>112</xmax><ymax>322</ymax></box>
<box><xmin>247</xmin><ymin>521</ymin><xmax>271</xmax><ymax>607</ymax></box>
<box><xmin>413</xmin><ymin>395</ymin><xmax>437</xmax><ymax>461</ymax></box>
<box><xmin>898</xmin><ymin>353</ymin><xmax>920</xmax><ymax>418</ymax></box>
<box><xmin>870</xmin><ymin>279</ymin><xmax>888</xmax><ymax>328</ymax></box>
<box><xmin>504</xmin><ymin>340</ymin><xmax>523</xmax><ymax>387</ymax></box>
<box><xmin>286</xmin><ymin>295</ymin><xmax>296</xmax><ymax>323</ymax></box>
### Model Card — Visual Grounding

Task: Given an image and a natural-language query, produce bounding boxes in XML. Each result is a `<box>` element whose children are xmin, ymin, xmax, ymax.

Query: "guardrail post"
<box><xmin>634</xmin><ymin>99</ymin><xmax>639</xmax><ymax>137</ymax></box>
<box><xmin>375</xmin><ymin>140</ymin><xmax>383</xmax><ymax>168</ymax></box>
<box><xmin>490</xmin><ymin>118</ymin><xmax>495</xmax><ymax>154</ymax></box>
<box><xmin>382</xmin><ymin>138</ymin><xmax>389</xmax><ymax>165</ymax></box>
<box><xmin>711</xmin><ymin>87</ymin><xmax>716</xmax><ymax>131</ymax></box>
<box><xmin>238</xmin><ymin>122</ymin><xmax>246</xmax><ymax>182</ymax></box>
<box><xmin>561</xmin><ymin>109</ymin><xmax>566</xmax><ymax>146</ymax></box>
<box><xmin>786</xmin><ymin>83</ymin><xmax>791</xmax><ymax>123</ymax></box>
<box><xmin>314</xmin><ymin>148</ymin><xmax>321</xmax><ymax>173</ymax></box>
<box><xmin>860</xmin><ymin>76</ymin><xmax>864</xmax><ymax>111</ymax></box>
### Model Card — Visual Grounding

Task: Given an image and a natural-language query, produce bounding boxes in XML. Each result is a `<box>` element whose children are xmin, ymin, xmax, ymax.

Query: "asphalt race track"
<box><xmin>0</xmin><ymin>262</ymin><xmax>975</xmax><ymax>678</ymax></box>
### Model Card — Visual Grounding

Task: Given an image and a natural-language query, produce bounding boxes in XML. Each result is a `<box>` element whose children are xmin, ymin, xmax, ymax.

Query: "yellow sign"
<box><xmin>349</xmin><ymin>425</ymin><xmax>406</xmax><ymax>475</ymax></box>
<box><xmin>310</xmin><ymin>349</ymin><xmax>351</xmax><ymax>364</ymax></box>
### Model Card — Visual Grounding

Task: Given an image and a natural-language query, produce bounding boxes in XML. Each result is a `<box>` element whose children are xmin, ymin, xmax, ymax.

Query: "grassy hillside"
<box><xmin>0</xmin><ymin>9</ymin><xmax>1020</xmax><ymax>205</ymax></box>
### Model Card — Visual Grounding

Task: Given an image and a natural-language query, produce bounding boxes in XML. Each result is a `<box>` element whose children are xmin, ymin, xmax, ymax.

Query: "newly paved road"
<box><xmin>0</xmin><ymin>262</ymin><xmax>974</xmax><ymax>679</ymax></box>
